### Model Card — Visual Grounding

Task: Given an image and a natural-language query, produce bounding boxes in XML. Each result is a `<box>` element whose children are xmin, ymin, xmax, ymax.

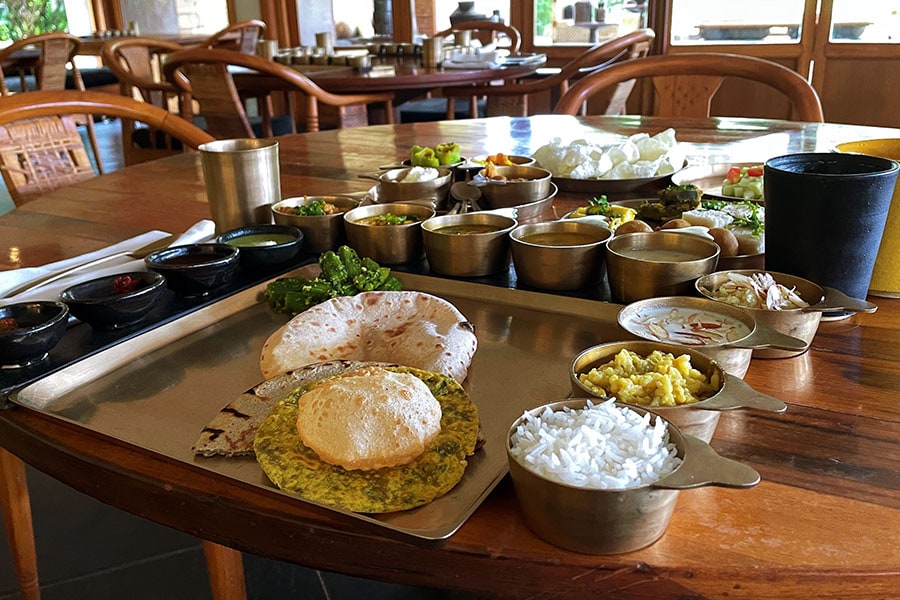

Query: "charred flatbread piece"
<box><xmin>253</xmin><ymin>365</ymin><xmax>479</xmax><ymax>513</ymax></box>
<box><xmin>259</xmin><ymin>291</ymin><xmax>477</xmax><ymax>383</ymax></box>
<box><xmin>192</xmin><ymin>359</ymin><xmax>378</xmax><ymax>457</ymax></box>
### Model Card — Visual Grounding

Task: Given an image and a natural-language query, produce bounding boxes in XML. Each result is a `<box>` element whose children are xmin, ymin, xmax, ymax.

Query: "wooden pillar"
<box><xmin>257</xmin><ymin>0</ymin><xmax>301</xmax><ymax>47</ymax></box>
<box><xmin>392</xmin><ymin>0</ymin><xmax>416</xmax><ymax>42</ymax></box>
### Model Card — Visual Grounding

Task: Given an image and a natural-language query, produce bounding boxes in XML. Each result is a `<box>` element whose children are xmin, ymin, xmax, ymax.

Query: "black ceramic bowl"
<box><xmin>59</xmin><ymin>271</ymin><xmax>167</xmax><ymax>329</ymax></box>
<box><xmin>216</xmin><ymin>224</ymin><xmax>304</xmax><ymax>270</ymax></box>
<box><xmin>144</xmin><ymin>243</ymin><xmax>240</xmax><ymax>296</ymax></box>
<box><xmin>0</xmin><ymin>301</ymin><xmax>69</xmax><ymax>367</ymax></box>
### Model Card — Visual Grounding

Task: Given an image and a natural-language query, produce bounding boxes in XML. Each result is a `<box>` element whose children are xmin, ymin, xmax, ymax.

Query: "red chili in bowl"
<box><xmin>113</xmin><ymin>275</ymin><xmax>143</xmax><ymax>295</ymax></box>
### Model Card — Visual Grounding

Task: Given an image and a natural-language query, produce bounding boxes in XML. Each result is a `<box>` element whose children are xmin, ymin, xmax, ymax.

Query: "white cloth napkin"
<box><xmin>442</xmin><ymin>46</ymin><xmax>511</xmax><ymax>69</ymax></box>
<box><xmin>0</xmin><ymin>220</ymin><xmax>216</xmax><ymax>304</ymax></box>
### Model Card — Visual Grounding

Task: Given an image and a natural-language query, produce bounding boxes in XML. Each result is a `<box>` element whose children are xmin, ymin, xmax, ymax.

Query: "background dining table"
<box><xmin>2</xmin><ymin>115</ymin><xmax>899</xmax><ymax>599</ymax></box>
<box><xmin>234</xmin><ymin>54</ymin><xmax>545</xmax><ymax>123</ymax></box>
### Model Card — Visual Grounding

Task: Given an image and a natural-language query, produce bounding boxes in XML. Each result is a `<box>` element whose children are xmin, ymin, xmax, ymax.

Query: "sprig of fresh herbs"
<box><xmin>289</xmin><ymin>199</ymin><xmax>327</xmax><ymax>216</ymax></box>
<box><xmin>729</xmin><ymin>201</ymin><xmax>765</xmax><ymax>237</ymax></box>
<box><xmin>583</xmin><ymin>195</ymin><xmax>610</xmax><ymax>215</ymax></box>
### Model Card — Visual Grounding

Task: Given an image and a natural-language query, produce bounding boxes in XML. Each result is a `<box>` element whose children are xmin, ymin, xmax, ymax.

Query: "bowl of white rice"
<box><xmin>374</xmin><ymin>167</ymin><xmax>453</xmax><ymax>204</ymax></box>
<box><xmin>569</xmin><ymin>341</ymin><xmax>788</xmax><ymax>442</ymax></box>
<box><xmin>506</xmin><ymin>399</ymin><xmax>760</xmax><ymax>554</ymax></box>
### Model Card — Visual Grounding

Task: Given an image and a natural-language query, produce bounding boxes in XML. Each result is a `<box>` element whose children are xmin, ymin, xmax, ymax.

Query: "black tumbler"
<box><xmin>764</xmin><ymin>153</ymin><xmax>899</xmax><ymax>300</ymax></box>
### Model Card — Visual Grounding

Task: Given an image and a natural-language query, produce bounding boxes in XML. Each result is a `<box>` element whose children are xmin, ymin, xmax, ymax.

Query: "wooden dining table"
<box><xmin>2</xmin><ymin>115</ymin><xmax>900</xmax><ymax>599</ymax></box>
<box><xmin>229</xmin><ymin>53</ymin><xmax>545</xmax><ymax>128</ymax></box>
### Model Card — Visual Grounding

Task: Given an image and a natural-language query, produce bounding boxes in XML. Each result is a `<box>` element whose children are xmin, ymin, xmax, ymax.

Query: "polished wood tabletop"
<box><xmin>2</xmin><ymin>115</ymin><xmax>900</xmax><ymax>599</ymax></box>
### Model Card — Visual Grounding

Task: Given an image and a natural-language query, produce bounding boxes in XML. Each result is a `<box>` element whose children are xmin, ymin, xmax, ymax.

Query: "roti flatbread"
<box><xmin>192</xmin><ymin>359</ymin><xmax>379</xmax><ymax>457</ymax></box>
<box><xmin>259</xmin><ymin>291</ymin><xmax>477</xmax><ymax>383</ymax></box>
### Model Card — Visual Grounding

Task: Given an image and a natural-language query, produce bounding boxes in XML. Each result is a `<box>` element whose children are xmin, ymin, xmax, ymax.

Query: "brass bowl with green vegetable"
<box><xmin>266</xmin><ymin>245</ymin><xmax>401</xmax><ymax>316</ymax></box>
<box><xmin>272</xmin><ymin>196</ymin><xmax>359</xmax><ymax>253</ymax></box>
<box><xmin>344</xmin><ymin>202</ymin><xmax>435</xmax><ymax>265</ymax></box>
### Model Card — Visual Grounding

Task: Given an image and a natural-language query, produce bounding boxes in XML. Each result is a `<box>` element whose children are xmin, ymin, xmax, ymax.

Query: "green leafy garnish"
<box><xmin>727</xmin><ymin>201</ymin><xmax>765</xmax><ymax>237</ymax></box>
<box><xmin>584</xmin><ymin>195</ymin><xmax>610</xmax><ymax>215</ymax></box>
<box><xmin>701</xmin><ymin>199</ymin><xmax>727</xmax><ymax>210</ymax></box>
<box><xmin>291</xmin><ymin>199</ymin><xmax>326</xmax><ymax>216</ymax></box>
<box><xmin>361</xmin><ymin>213</ymin><xmax>420</xmax><ymax>226</ymax></box>
<box><xmin>265</xmin><ymin>246</ymin><xmax>402</xmax><ymax>316</ymax></box>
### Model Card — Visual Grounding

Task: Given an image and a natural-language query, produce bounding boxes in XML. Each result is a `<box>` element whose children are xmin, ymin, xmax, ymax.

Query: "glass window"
<box><xmin>0</xmin><ymin>0</ymin><xmax>71</xmax><ymax>42</ymax></box>
<box><xmin>334</xmin><ymin>0</ymin><xmax>376</xmax><ymax>39</ymax></box>
<box><xmin>118</xmin><ymin>0</ymin><xmax>228</xmax><ymax>36</ymax></box>
<box><xmin>830</xmin><ymin>0</ymin><xmax>900</xmax><ymax>42</ymax></box>
<box><xmin>670</xmin><ymin>0</ymin><xmax>805</xmax><ymax>45</ymax></box>
<box><xmin>534</xmin><ymin>1</ymin><xmax>645</xmax><ymax>47</ymax></box>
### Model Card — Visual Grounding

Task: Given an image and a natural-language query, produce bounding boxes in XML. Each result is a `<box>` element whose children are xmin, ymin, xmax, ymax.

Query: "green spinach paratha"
<box><xmin>253</xmin><ymin>365</ymin><xmax>479</xmax><ymax>513</ymax></box>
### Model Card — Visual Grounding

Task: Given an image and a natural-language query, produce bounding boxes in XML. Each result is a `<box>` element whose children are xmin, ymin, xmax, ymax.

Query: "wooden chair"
<box><xmin>0</xmin><ymin>91</ymin><xmax>247</xmax><ymax>600</ymax></box>
<box><xmin>0</xmin><ymin>90</ymin><xmax>214</xmax><ymax>206</ymax></box>
<box><xmin>101</xmin><ymin>37</ymin><xmax>192</xmax><ymax>166</ymax></box>
<box><xmin>554</xmin><ymin>52</ymin><xmax>825</xmax><ymax>122</ymax></box>
<box><xmin>0</xmin><ymin>32</ymin><xmax>104</xmax><ymax>173</ymax></box>
<box><xmin>204</xmin><ymin>20</ymin><xmax>267</xmax><ymax>54</ymax></box>
<box><xmin>441</xmin><ymin>28</ymin><xmax>655</xmax><ymax>120</ymax></box>
<box><xmin>163</xmin><ymin>48</ymin><xmax>395</xmax><ymax>138</ymax></box>
<box><xmin>434</xmin><ymin>20</ymin><xmax>522</xmax><ymax>52</ymax></box>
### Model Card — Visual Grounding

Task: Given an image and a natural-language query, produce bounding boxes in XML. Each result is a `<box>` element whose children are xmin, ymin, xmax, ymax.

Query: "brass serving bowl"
<box><xmin>617</xmin><ymin>296</ymin><xmax>807</xmax><ymax>377</ymax></box>
<box><xmin>507</xmin><ymin>399</ymin><xmax>760</xmax><ymax>554</ymax></box>
<box><xmin>476</xmin><ymin>165</ymin><xmax>553</xmax><ymax>209</ymax></box>
<box><xmin>422</xmin><ymin>212</ymin><xmax>517</xmax><ymax>277</ymax></box>
<box><xmin>510</xmin><ymin>220</ymin><xmax>611</xmax><ymax>290</ymax></box>
<box><xmin>569</xmin><ymin>340</ymin><xmax>787</xmax><ymax>442</ymax></box>
<box><xmin>467</xmin><ymin>154</ymin><xmax>536</xmax><ymax>167</ymax></box>
<box><xmin>606</xmin><ymin>231</ymin><xmax>720</xmax><ymax>303</ymax></box>
<box><xmin>375</xmin><ymin>167</ymin><xmax>453</xmax><ymax>204</ymax></box>
<box><xmin>272</xmin><ymin>196</ymin><xmax>359</xmax><ymax>253</ymax></box>
<box><xmin>695</xmin><ymin>270</ymin><xmax>877</xmax><ymax>358</ymax></box>
<box><xmin>343</xmin><ymin>202</ymin><xmax>435</xmax><ymax>265</ymax></box>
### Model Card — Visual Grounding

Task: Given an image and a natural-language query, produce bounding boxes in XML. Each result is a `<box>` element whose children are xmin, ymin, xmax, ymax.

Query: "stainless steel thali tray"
<box><xmin>8</xmin><ymin>268</ymin><xmax>624</xmax><ymax>541</ymax></box>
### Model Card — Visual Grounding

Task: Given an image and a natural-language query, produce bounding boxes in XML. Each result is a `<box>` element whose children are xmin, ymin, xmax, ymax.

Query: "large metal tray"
<box><xmin>8</xmin><ymin>268</ymin><xmax>625</xmax><ymax>540</ymax></box>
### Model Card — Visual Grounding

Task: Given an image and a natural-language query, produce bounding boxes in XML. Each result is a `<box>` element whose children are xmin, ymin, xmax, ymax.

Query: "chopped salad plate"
<box><xmin>671</xmin><ymin>162</ymin><xmax>766</xmax><ymax>202</ymax></box>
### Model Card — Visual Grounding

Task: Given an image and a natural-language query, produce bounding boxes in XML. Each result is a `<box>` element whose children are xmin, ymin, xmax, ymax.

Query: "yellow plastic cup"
<box><xmin>836</xmin><ymin>139</ymin><xmax>900</xmax><ymax>297</ymax></box>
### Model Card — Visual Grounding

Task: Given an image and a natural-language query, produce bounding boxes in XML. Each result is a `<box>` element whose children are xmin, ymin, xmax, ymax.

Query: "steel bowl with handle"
<box><xmin>695</xmin><ymin>270</ymin><xmax>877</xmax><ymax>358</ymax></box>
<box><xmin>507</xmin><ymin>399</ymin><xmax>760</xmax><ymax>554</ymax></box>
<box><xmin>569</xmin><ymin>340</ymin><xmax>788</xmax><ymax>442</ymax></box>
<box><xmin>617</xmin><ymin>296</ymin><xmax>808</xmax><ymax>377</ymax></box>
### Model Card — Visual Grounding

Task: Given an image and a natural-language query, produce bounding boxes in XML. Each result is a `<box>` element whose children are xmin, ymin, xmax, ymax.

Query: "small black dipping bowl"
<box><xmin>0</xmin><ymin>301</ymin><xmax>69</xmax><ymax>368</ymax></box>
<box><xmin>144</xmin><ymin>243</ymin><xmax>240</xmax><ymax>296</ymax></box>
<box><xmin>59</xmin><ymin>271</ymin><xmax>167</xmax><ymax>329</ymax></box>
<box><xmin>216</xmin><ymin>224</ymin><xmax>304</xmax><ymax>271</ymax></box>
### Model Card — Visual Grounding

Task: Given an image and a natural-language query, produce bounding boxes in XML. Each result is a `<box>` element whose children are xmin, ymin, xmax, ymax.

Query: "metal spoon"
<box><xmin>450</xmin><ymin>181</ymin><xmax>481</xmax><ymax>205</ymax></box>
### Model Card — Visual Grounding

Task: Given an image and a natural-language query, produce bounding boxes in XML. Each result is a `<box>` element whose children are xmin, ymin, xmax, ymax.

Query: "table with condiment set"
<box><xmin>2</xmin><ymin>114</ymin><xmax>899</xmax><ymax>599</ymax></box>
